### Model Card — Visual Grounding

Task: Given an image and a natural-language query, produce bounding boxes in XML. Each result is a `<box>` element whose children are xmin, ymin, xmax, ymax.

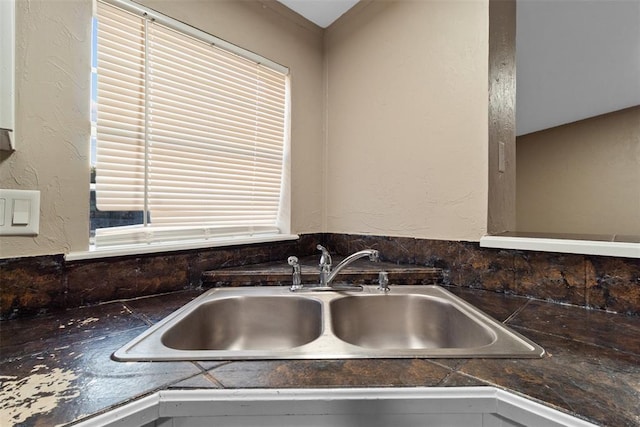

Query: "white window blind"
<box><xmin>95</xmin><ymin>0</ymin><xmax>290</xmax><ymax>247</ymax></box>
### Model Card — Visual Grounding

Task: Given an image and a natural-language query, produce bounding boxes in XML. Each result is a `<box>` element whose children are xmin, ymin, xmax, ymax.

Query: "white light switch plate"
<box><xmin>0</xmin><ymin>189</ymin><xmax>40</xmax><ymax>236</ymax></box>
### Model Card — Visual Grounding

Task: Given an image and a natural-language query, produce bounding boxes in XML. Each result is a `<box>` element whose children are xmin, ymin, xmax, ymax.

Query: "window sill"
<box><xmin>65</xmin><ymin>234</ymin><xmax>299</xmax><ymax>261</ymax></box>
<box><xmin>480</xmin><ymin>233</ymin><xmax>640</xmax><ymax>258</ymax></box>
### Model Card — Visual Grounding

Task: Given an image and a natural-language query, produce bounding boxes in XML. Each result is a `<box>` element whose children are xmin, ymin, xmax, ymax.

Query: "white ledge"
<box><xmin>65</xmin><ymin>234</ymin><xmax>299</xmax><ymax>261</ymax></box>
<box><xmin>480</xmin><ymin>235</ymin><xmax>640</xmax><ymax>258</ymax></box>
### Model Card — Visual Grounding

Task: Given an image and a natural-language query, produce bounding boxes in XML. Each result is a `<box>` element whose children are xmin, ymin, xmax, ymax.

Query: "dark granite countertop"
<box><xmin>1</xmin><ymin>280</ymin><xmax>639</xmax><ymax>426</ymax></box>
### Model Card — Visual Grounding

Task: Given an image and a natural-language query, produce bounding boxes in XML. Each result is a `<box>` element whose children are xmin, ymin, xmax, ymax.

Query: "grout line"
<box><xmin>435</xmin><ymin>369</ymin><xmax>457</xmax><ymax>386</ymax></box>
<box><xmin>121</xmin><ymin>301</ymin><xmax>154</xmax><ymax>326</ymax></box>
<box><xmin>193</xmin><ymin>360</ymin><xmax>234</xmax><ymax>388</ymax></box>
<box><xmin>445</xmin><ymin>369</ymin><xmax>493</xmax><ymax>387</ymax></box>
<box><xmin>503</xmin><ymin>298</ymin><xmax>532</xmax><ymax>324</ymax></box>
<box><xmin>202</xmin><ymin>371</ymin><xmax>226</xmax><ymax>388</ymax></box>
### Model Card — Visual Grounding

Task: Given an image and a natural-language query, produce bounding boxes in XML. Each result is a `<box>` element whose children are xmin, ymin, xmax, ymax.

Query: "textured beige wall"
<box><xmin>1</xmin><ymin>0</ymin><xmax>491</xmax><ymax>258</ymax></box>
<box><xmin>516</xmin><ymin>106</ymin><xmax>640</xmax><ymax>236</ymax></box>
<box><xmin>0</xmin><ymin>0</ymin><xmax>93</xmax><ymax>258</ymax></box>
<box><xmin>0</xmin><ymin>0</ymin><xmax>325</xmax><ymax>258</ymax></box>
<box><xmin>324</xmin><ymin>0</ymin><xmax>489</xmax><ymax>241</ymax></box>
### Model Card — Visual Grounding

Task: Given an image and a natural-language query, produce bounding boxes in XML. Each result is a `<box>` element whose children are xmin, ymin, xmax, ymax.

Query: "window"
<box><xmin>92</xmin><ymin>0</ymin><xmax>290</xmax><ymax>249</ymax></box>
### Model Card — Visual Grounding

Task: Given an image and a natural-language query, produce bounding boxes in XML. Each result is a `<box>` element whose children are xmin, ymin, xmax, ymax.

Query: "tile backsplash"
<box><xmin>1</xmin><ymin>233</ymin><xmax>638</xmax><ymax>319</ymax></box>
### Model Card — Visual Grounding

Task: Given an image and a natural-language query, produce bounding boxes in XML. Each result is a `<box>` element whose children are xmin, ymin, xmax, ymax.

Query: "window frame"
<box><xmin>71</xmin><ymin>0</ymin><xmax>295</xmax><ymax>261</ymax></box>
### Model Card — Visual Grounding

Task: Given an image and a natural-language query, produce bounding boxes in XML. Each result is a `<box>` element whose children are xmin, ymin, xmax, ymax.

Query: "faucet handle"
<box><xmin>316</xmin><ymin>244</ymin><xmax>332</xmax><ymax>268</ymax></box>
<box><xmin>377</xmin><ymin>271</ymin><xmax>390</xmax><ymax>292</ymax></box>
<box><xmin>288</xmin><ymin>256</ymin><xmax>303</xmax><ymax>291</ymax></box>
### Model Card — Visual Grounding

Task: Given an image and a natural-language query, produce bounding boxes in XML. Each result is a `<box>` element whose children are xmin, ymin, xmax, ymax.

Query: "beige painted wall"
<box><xmin>1</xmin><ymin>0</ymin><xmax>491</xmax><ymax>258</ymax></box>
<box><xmin>0</xmin><ymin>0</ymin><xmax>325</xmax><ymax>258</ymax></box>
<box><xmin>324</xmin><ymin>0</ymin><xmax>489</xmax><ymax>241</ymax></box>
<box><xmin>516</xmin><ymin>106</ymin><xmax>640</xmax><ymax>236</ymax></box>
<box><xmin>0</xmin><ymin>0</ymin><xmax>93</xmax><ymax>258</ymax></box>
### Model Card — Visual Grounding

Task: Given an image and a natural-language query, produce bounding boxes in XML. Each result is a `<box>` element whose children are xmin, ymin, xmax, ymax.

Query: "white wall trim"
<box><xmin>0</xmin><ymin>0</ymin><xmax>16</xmax><ymax>151</ymax></box>
<box><xmin>480</xmin><ymin>235</ymin><xmax>640</xmax><ymax>258</ymax></box>
<box><xmin>64</xmin><ymin>234</ymin><xmax>299</xmax><ymax>261</ymax></box>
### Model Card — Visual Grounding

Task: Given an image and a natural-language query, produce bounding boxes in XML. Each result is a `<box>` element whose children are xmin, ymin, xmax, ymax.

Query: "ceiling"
<box><xmin>276</xmin><ymin>0</ymin><xmax>360</xmax><ymax>28</ymax></box>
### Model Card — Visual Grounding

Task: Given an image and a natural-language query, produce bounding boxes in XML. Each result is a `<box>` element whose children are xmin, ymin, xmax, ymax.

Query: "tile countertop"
<box><xmin>1</xmin><ymin>285</ymin><xmax>639</xmax><ymax>427</ymax></box>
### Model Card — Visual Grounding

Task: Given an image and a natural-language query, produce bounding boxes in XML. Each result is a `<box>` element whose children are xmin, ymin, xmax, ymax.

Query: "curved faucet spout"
<box><xmin>325</xmin><ymin>249</ymin><xmax>380</xmax><ymax>286</ymax></box>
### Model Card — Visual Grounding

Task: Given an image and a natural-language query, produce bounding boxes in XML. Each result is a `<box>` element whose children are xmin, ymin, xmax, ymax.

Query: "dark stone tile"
<box><xmin>268</xmin><ymin>239</ymin><xmax>309</xmax><ymax>264</ymax></box>
<box><xmin>514</xmin><ymin>251</ymin><xmax>586</xmax><ymax>305</ymax></box>
<box><xmin>208</xmin><ymin>359</ymin><xmax>451</xmax><ymax>388</ymax></box>
<box><xmin>586</xmin><ymin>256</ymin><xmax>640</xmax><ymax>315</ymax></box>
<box><xmin>323</xmin><ymin>233</ymin><xmax>351</xmax><ymax>256</ymax></box>
<box><xmin>137</xmin><ymin>254</ymin><xmax>190</xmax><ymax>294</ymax></box>
<box><xmin>295</xmin><ymin>233</ymin><xmax>326</xmax><ymax>256</ymax></box>
<box><xmin>0</xmin><ymin>327</ymin><xmax>200</xmax><ymax>427</ymax></box>
<box><xmin>584</xmin><ymin>259</ymin><xmax>605</xmax><ymax>310</ymax></box>
<box><xmin>124</xmin><ymin>289</ymin><xmax>203</xmax><ymax>324</ymax></box>
<box><xmin>188</xmin><ymin>248</ymin><xmax>239</xmax><ymax>286</ymax></box>
<box><xmin>188</xmin><ymin>243</ymin><xmax>280</xmax><ymax>286</ymax></box>
<box><xmin>344</xmin><ymin>235</ymin><xmax>419</xmax><ymax>265</ymax></box>
<box><xmin>269</xmin><ymin>233</ymin><xmax>325</xmax><ymax>265</ymax></box>
<box><xmin>458</xmin><ymin>329</ymin><xmax>640</xmax><ymax>427</ymax></box>
<box><xmin>413</xmin><ymin>239</ymin><xmax>460</xmax><ymax>276</ymax></box>
<box><xmin>508</xmin><ymin>300</ymin><xmax>640</xmax><ymax>356</ymax></box>
<box><xmin>66</xmin><ymin>256</ymin><xmax>190</xmax><ymax>307</ymax></box>
<box><xmin>228</xmin><ymin>244</ymin><xmax>277</xmax><ymax>267</ymax></box>
<box><xmin>446</xmin><ymin>286</ymin><xmax>529</xmax><ymax>322</ymax></box>
<box><xmin>0</xmin><ymin>255</ymin><xmax>66</xmax><ymax>319</ymax></box>
<box><xmin>66</xmin><ymin>258</ymin><xmax>141</xmax><ymax>307</ymax></box>
<box><xmin>0</xmin><ymin>302</ymin><xmax>145</xmax><ymax>362</ymax></box>
<box><xmin>457</xmin><ymin>244</ymin><xmax>514</xmax><ymax>292</ymax></box>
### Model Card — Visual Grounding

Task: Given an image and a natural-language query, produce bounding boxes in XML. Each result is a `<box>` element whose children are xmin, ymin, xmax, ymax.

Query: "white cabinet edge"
<box><xmin>0</xmin><ymin>0</ymin><xmax>16</xmax><ymax>151</ymax></box>
<box><xmin>481</xmin><ymin>235</ymin><xmax>640</xmax><ymax>258</ymax></box>
<box><xmin>71</xmin><ymin>387</ymin><xmax>598</xmax><ymax>427</ymax></box>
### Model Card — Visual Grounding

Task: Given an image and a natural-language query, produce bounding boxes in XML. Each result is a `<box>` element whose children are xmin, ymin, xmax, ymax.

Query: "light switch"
<box><xmin>12</xmin><ymin>199</ymin><xmax>30</xmax><ymax>225</ymax></box>
<box><xmin>0</xmin><ymin>189</ymin><xmax>40</xmax><ymax>236</ymax></box>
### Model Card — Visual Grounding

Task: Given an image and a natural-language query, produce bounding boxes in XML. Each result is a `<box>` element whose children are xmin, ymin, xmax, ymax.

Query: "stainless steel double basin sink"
<box><xmin>113</xmin><ymin>285</ymin><xmax>545</xmax><ymax>361</ymax></box>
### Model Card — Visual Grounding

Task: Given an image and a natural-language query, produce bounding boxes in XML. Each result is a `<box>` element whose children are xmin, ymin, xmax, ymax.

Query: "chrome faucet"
<box><xmin>316</xmin><ymin>244</ymin><xmax>379</xmax><ymax>287</ymax></box>
<box><xmin>287</xmin><ymin>245</ymin><xmax>381</xmax><ymax>292</ymax></box>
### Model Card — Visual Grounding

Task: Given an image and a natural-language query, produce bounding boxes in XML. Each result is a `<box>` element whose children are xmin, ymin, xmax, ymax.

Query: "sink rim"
<box><xmin>112</xmin><ymin>285</ymin><xmax>545</xmax><ymax>361</ymax></box>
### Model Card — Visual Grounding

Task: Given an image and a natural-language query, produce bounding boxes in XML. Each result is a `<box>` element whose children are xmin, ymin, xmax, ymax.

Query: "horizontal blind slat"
<box><xmin>95</xmin><ymin>0</ymin><xmax>288</xmax><ymax>244</ymax></box>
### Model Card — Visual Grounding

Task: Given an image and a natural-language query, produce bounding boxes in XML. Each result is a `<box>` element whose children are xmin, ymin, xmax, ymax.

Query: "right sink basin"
<box><xmin>330</xmin><ymin>294</ymin><xmax>496</xmax><ymax>350</ymax></box>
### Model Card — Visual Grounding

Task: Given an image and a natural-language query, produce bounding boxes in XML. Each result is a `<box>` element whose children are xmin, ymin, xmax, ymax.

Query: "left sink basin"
<box><xmin>112</xmin><ymin>287</ymin><xmax>328</xmax><ymax>361</ymax></box>
<box><xmin>161</xmin><ymin>296</ymin><xmax>323</xmax><ymax>351</ymax></box>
